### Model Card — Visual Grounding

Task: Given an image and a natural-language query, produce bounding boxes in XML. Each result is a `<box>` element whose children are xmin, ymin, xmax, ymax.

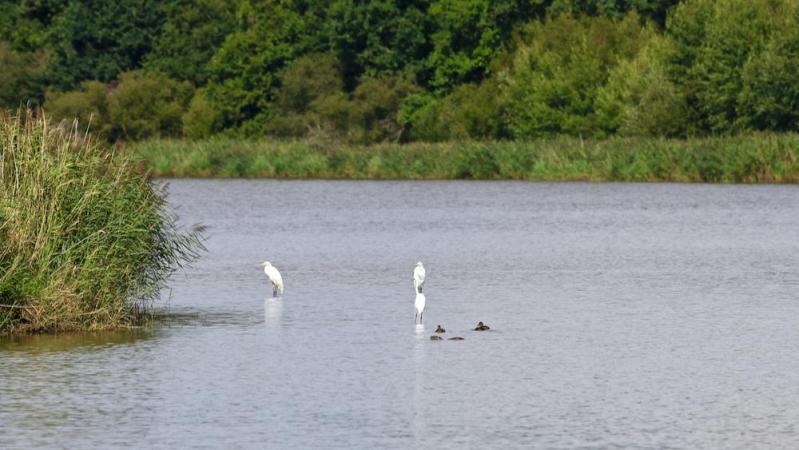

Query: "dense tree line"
<box><xmin>3</xmin><ymin>0</ymin><xmax>798</xmax><ymax>143</ymax></box>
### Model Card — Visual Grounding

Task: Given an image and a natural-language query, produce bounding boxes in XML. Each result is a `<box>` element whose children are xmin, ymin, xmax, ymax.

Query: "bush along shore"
<box><xmin>0</xmin><ymin>111</ymin><xmax>203</xmax><ymax>334</ymax></box>
<box><xmin>130</xmin><ymin>135</ymin><xmax>799</xmax><ymax>183</ymax></box>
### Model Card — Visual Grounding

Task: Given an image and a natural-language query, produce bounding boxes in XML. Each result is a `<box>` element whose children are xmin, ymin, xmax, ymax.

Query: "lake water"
<box><xmin>2</xmin><ymin>180</ymin><xmax>799</xmax><ymax>449</ymax></box>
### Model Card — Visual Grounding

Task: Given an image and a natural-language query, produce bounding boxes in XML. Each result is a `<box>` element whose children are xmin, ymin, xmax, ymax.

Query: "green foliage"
<box><xmin>502</xmin><ymin>12</ymin><xmax>650</xmax><ymax>138</ymax></box>
<box><xmin>5</xmin><ymin>0</ymin><xmax>799</xmax><ymax>143</ymax></box>
<box><xmin>46</xmin><ymin>71</ymin><xmax>197</xmax><ymax>141</ymax></box>
<box><xmin>275</xmin><ymin>53</ymin><xmax>344</xmax><ymax>116</ymax></box>
<box><xmin>205</xmin><ymin>1</ymin><xmax>318</xmax><ymax>133</ymax></box>
<box><xmin>0</xmin><ymin>41</ymin><xmax>48</xmax><ymax>108</ymax></box>
<box><xmin>45</xmin><ymin>80</ymin><xmax>110</xmax><ymax>136</ymax></box>
<box><xmin>690</xmin><ymin>0</ymin><xmax>775</xmax><ymax>133</ymax></box>
<box><xmin>266</xmin><ymin>54</ymin><xmax>419</xmax><ymax>144</ymax></box>
<box><xmin>144</xmin><ymin>0</ymin><xmax>236</xmax><ymax>85</ymax></box>
<box><xmin>0</xmin><ymin>110</ymin><xmax>203</xmax><ymax>333</ymax></box>
<box><xmin>737</xmin><ymin>5</ymin><xmax>799</xmax><ymax>132</ymax></box>
<box><xmin>0</xmin><ymin>1</ymin><xmax>50</xmax><ymax>50</ymax></box>
<box><xmin>182</xmin><ymin>89</ymin><xmax>220</xmax><ymax>139</ymax></box>
<box><xmin>267</xmin><ymin>53</ymin><xmax>345</xmax><ymax>138</ymax></box>
<box><xmin>45</xmin><ymin>0</ymin><xmax>165</xmax><ymax>90</ymax></box>
<box><xmin>325</xmin><ymin>0</ymin><xmax>434</xmax><ymax>89</ymax></box>
<box><xmin>427</xmin><ymin>0</ymin><xmax>545</xmax><ymax>90</ymax></box>
<box><xmin>632</xmin><ymin>0</ymin><xmax>682</xmax><ymax>25</ymax></box>
<box><xmin>550</xmin><ymin>0</ymin><xmax>681</xmax><ymax>25</ymax></box>
<box><xmin>348</xmin><ymin>76</ymin><xmax>421</xmax><ymax>143</ymax></box>
<box><xmin>596</xmin><ymin>34</ymin><xmax>689</xmax><ymax>136</ymax></box>
<box><xmin>664</xmin><ymin>0</ymin><xmax>798</xmax><ymax>134</ymax></box>
<box><xmin>107</xmin><ymin>70</ymin><xmax>194</xmax><ymax>140</ymax></box>
<box><xmin>404</xmin><ymin>81</ymin><xmax>508</xmax><ymax>141</ymax></box>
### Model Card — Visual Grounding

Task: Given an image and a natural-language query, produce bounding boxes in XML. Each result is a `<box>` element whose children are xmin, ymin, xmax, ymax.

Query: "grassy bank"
<box><xmin>0</xmin><ymin>112</ymin><xmax>203</xmax><ymax>334</ymax></box>
<box><xmin>131</xmin><ymin>135</ymin><xmax>799</xmax><ymax>183</ymax></box>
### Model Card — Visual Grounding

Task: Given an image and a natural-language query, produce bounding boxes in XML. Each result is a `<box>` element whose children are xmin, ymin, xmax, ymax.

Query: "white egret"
<box><xmin>413</xmin><ymin>261</ymin><xmax>426</xmax><ymax>294</ymax></box>
<box><xmin>414</xmin><ymin>292</ymin><xmax>426</xmax><ymax>323</ymax></box>
<box><xmin>260</xmin><ymin>261</ymin><xmax>284</xmax><ymax>297</ymax></box>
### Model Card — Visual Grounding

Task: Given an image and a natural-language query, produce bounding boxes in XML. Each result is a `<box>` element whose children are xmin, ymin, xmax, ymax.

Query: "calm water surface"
<box><xmin>2</xmin><ymin>181</ymin><xmax>799</xmax><ymax>449</ymax></box>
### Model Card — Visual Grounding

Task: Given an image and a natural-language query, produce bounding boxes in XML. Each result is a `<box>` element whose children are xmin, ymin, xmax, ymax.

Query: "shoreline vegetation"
<box><xmin>0</xmin><ymin>112</ymin><xmax>203</xmax><ymax>335</ymax></box>
<box><xmin>131</xmin><ymin>136</ymin><xmax>799</xmax><ymax>183</ymax></box>
<box><xmin>6</xmin><ymin>1</ymin><xmax>799</xmax><ymax>151</ymax></box>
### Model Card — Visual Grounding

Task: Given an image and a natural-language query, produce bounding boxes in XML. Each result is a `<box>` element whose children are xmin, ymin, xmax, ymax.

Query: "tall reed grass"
<box><xmin>130</xmin><ymin>135</ymin><xmax>799</xmax><ymax>182</ymax></box>
<box><xmin>0</xmin><ymin>111</ymin><xmax>203</xmax><ymax>334</ymax></box>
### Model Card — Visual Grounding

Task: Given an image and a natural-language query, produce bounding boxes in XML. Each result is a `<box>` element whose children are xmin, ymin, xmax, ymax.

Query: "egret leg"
<box><xmin>273</xmin><ymin>286</ymin><xmax>278</xmax><ymax>297</ymax></box>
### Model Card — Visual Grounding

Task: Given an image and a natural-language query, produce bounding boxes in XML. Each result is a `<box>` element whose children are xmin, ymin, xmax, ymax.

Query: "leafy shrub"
<box><xmin>596</xmin><ymin>34</ymin><xmax>689</xmax><ymax>137</ymax></box>
<box><xmin>689</xmin><ymin>0</ymin><xmax>775</xmax><ymax>133</ymax></box>
<box><xmin>46</xmin><ymin>71</ymin><xmax>194</xmax><ymax>140</ymax></box>
<box><xmin>144</xmin><ymin>0</ymin><xmax>236</xmax><ymax>85</ymax></box>
<box><xmin>501</xmin><ymin>12</ymin><xmax>650</xmax><ymax>138</ymax></box>
<box><xmin>325</xmin><ymin>0</ymin><xmax>433</xmax><ymax>89</ymax></box>
<box><xmin>427</xmin><ymin>0</ymin><xmax>545</xmax><ymax>90</ymax></box>
<box><xmin>268</xmin><ymin>53</ymin><xmax>345</xmax><ymax>138</ymax></box>
<box><xmin>44</xmin><ymin>0</ymin><xmax>164</xmax><ymax>90</ymax></box>
<box><xmin>275</xmin><ymin>53</ymin><xmax>344</xmax><ymax>115</ymax></box>
<box><xmin>398</xmin><ymin>93</ymin><xmax>440</xmax><ymax>140</ymax></box>
<box><xmin>45</xmin><ymin>80</ymin><xmax>111</xmax><ymax>136</ymax></box>
<box><xmin>348</xmin><ymin>76</ymin><xmax>421</xmax><ymax>143</ymax></box>
<box><xmin>0</xmin><ymin>41</ymin><xmax>48</xmax><ymax>108</ymax></box>
<box><xmin>404</xmin><ymin>81</ymin><xmax>507</xmax><ymax>141</ymax></box>
<box><xmin>737</xmin><ymin>5</ymin><xmax>799</xmax><ymax>131</ymax></box>
<box><xmin>107</xmin><ymin>70</ymin><xmax>193</xmax><ymax>140</ymax></box>
<box><xmin>0</xmin><ymin>2</ymin><xmax>49</xmax><ymax>50</ymax></box>
<box><xmin>268</xmin><ymin>59</ymin><xmax>420</xmax><ymax>144</ymax></box>
<box><xmin>205</xmin><ymin>2</ymin><xmax>312</xmax><ymax>133</ymax></box>
<box><xmin>665</xmin><ymin>0</ymin><xmax>796</xmax><ymax>133</ymax></box>
<box><xmin>182</xmin><ymin>89</ymin><xmax>220</xmax><ymax>139</ymax></box>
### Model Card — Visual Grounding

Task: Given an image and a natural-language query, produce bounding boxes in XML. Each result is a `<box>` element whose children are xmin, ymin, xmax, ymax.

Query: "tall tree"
<box><xmin>427</xmin><ymin>0</ymin><xmax>547</xmax><ymax>91</ymax></box>
<box><xmin>46</xmin><ymin>0</ymin><xmax>164</xmax><ymax>90</ymax></box>
<box><xmin>144</xmin><ymin>0</ymin><xmax>236</xmax><ymax>85</ymax></box>
<box><xmin>205</xmin><ymin>0</ymin><xmax>323</xmax><ymax>132</ymax></box>
<box><xmin>324</xmin><ymin>0</ymin><xmax>434</xmax><ymax>89</ymax></box>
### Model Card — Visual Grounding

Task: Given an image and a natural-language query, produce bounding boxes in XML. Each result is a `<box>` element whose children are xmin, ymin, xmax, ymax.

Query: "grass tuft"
<box><xmin>0</xmin><ymin>110</ymin><xmax>204</xmax><ymax>334</ymax></box>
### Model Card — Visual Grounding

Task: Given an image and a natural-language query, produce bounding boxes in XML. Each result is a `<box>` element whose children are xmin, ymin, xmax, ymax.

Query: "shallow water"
<box><xmin>2</xmin><ymin>180</ymin><xmax>799</xmax><ymax>449</ymax></box>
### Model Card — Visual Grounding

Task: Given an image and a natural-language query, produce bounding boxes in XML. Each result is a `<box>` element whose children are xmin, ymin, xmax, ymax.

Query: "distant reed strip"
<box><xmin>0</xmin><ymin>111</ymin><xmax>203</xmax><ymax>334</ymax></box>
<box><xmin>130</xmin><ymin>135</ymin><xmax>799</xmax><ymax>183</ymax></box>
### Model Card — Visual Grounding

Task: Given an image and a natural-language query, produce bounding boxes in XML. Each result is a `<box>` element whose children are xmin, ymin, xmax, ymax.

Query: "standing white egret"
<box><xmin>414</xmin><ymin>292</ymin><xmax>426</xmax><ymax>323</ymax></box>
<box><xmin>413</xmin><ymin>261</ymin><xmax>426</xmax><ymax>294</ymax></box>
<box><xmin>260</xmin><ymin>261</ymin><xmax>284</xmax><ymax>297</ymax></box>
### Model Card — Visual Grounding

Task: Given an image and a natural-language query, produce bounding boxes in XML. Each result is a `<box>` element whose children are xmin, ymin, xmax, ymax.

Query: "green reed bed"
<box><xmin>131</xmin><ymin>134</ymin><xmax>799</xmax><ymax>183</ymax></box>
<box><xmin>0</xmin><ymin>111</ymin><xmax>203</xmax><ymax>334</ymax></box>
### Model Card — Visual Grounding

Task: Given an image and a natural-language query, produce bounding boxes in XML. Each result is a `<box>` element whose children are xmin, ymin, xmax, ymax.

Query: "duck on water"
<box><xmin>474</xmin><ymin>321</ymin><xmax>490</xmax><ymax>331</ymax></box>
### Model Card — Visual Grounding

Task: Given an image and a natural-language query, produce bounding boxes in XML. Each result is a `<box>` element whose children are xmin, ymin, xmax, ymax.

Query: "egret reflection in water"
<box><xmin>414</xmin><ymin>292</ymin><xmax>426</xmax><ymax>323</ymax></box>
<box><xmin>264</xmin><ymin>297</ymin><xmax>283</xmax><ymax>325</ymax></box>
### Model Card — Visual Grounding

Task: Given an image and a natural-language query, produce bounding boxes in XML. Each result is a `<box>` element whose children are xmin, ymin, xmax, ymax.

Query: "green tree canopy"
<box><xmin>144</xmin><ymin>0</ymin><xmax>236</xmax><ymax>85</ymax></box>
<box><xmin>46</xmin><ymin>0</ymin><xmax>165</xmax><ymax>90</ymax></box>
